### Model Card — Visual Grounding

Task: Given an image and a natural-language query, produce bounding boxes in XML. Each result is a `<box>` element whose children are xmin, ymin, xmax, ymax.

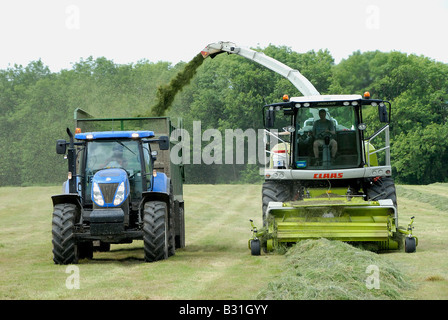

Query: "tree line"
<box><xmin>0</xmin><ymin>46</ymin><xmax>447</xmax><ymax>186</ymax></box>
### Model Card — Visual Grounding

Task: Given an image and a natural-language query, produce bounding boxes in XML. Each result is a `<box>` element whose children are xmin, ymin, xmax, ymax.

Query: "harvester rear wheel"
<box><xmin>143</xmin><ymin>201</ymin><xmax>168</xmax><ymax>262</ymax></box>
<box><xmin>262</xmin><ymin>181</ymin><xmax>292</xmax><ymax>225</ymax></box>
<box><xmin>250</xmin><ymin>239</ymin><xmax>261</xmax><ymax>256</ymax></box>
<box><xmin>405</xmin><ymin>237</ymin><xmax>416</xmax><ymax>253</ymax></box>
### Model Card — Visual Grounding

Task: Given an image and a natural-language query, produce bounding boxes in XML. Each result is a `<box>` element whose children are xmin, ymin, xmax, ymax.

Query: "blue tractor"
<box><xmin>52</xmin><ymin>112</ymin><xmax>185</xmax><ymax>264</ymax></box>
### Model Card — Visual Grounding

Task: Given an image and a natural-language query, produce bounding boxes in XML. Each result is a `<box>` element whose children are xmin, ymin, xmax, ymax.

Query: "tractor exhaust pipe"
<box><xmin>66</xmin><ymin>128</ymin><xmax>77</xmax><ymax>194</ymax></box>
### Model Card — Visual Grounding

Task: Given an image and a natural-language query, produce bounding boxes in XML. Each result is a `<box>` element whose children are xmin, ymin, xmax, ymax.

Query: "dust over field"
<box><xmin>0</xmin><ymin>184</ymin><xmax>447</xmax><ymax>300</ymax></box>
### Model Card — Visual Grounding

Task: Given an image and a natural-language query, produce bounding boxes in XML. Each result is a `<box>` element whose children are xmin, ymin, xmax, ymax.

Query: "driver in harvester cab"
<box><xmin>311</xmin><ymin>109</ymin><xmax>337</xmax><ymax>161</ymax></box>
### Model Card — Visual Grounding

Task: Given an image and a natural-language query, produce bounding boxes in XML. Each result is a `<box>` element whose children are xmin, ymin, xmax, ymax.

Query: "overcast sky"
<box><xmin>1</xmin><ymin>0</ymin><xmax>447</xmax><ymax>72</ymax></box>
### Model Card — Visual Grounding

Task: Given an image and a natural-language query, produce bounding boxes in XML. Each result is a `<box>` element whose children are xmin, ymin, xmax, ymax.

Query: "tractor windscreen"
<box><xmin>86</xmin><ymin>140</ymin><xmax>143</xmax><ymax>173</ymax></box>
<box><xmin>83</xmin><ymin>140</ymin><xmax>152</xmax><ymax>202</ymax></box>
<box><xmin>294</xmin><ymin>105</ymin><xmax>361</xmax><ymax>170</ymax></box>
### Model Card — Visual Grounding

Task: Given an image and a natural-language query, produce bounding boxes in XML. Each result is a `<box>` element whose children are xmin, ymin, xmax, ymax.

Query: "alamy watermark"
<box><xmin>365</xmin><ymin>5</ymin><xmax>380</xmax><ymax>30</ymax></box>
<box><xmin>65</xmin><ymin>265</ymin><xmax>80</xmax><ymax>289</ymax></box>
<box><xmin>65</xmin><ymin>5</ymin><xmax>80</xmax><ymax>30</ymax></box>
<box><xmin>169</xmin><ymin>121</ymin><xmax>278</xmax><ymax>166</ymax></box>
<box><xmin>365</xmin><ymin>264</ymin><xmax>380</xmax><ymax>289</ymax></box>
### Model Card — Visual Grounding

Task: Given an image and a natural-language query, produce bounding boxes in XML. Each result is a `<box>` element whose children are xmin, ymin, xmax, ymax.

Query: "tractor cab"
<box><xmin>76</xmin><ymin>132</ymin><xmax>156</xmax><ymax>211</ymax></box>
<box><xmin>73</xmin><ymin>132</ymin><xmax>168</xmax><ymax>202</ymax></box>
<box><xmin>58</xmin><ymin>130</ymin><xmax>170</xmax><ymax>230</ymax></box>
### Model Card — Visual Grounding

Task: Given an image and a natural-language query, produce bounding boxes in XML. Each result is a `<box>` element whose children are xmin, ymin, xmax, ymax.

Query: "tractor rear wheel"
<box><xmin>143</xmin><ymin>201</ymin><xmax>168</xmax><ymax>262</ymax></box>
<box><xmin>52</xmin><ymin>203</ymin><xmax>78</xmax><ymax>264</ymax></box>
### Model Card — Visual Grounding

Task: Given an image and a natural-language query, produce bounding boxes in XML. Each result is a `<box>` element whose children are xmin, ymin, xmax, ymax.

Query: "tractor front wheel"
<box><xmin>52</xmin><ymin>203</ymin><xmax>78</xmax><ymax>264</ymax></box>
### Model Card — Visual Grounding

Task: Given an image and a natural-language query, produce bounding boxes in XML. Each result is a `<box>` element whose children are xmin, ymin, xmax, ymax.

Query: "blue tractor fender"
<box><xmin>52</xmin><ymin>178</ymin><xmax>82</xmax><ymax>209</ymax></box>
<box><xmin>152</xmin><ymin>172</ymin><xmax>169</xmax><ymax>193</ymax></box>
<box><xmin>141</xmin><ymin>172</ymin><xmax>171</xmax><ymax>209</ymax></box>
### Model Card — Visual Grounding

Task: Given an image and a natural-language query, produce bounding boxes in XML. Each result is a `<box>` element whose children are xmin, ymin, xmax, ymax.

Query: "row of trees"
<box><xmin>0</xmin><ymin>46</ymin><xmax>447</xmax><ymax>186</ymax></box>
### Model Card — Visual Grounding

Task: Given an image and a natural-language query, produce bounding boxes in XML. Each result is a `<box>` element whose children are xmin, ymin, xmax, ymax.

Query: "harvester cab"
<box><xmin>51</xmin><ymin>110</ymin><xmax>186</xmax><ymax>264</ymax></box>
<box><xmin>201</xmin><ymin>41</ymin><xmax>417</xmax><ymax>254</ymax></box>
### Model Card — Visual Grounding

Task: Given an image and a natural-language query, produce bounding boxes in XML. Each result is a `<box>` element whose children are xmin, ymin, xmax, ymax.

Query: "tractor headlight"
<box><xmin>113</xmin><ymin>182</ymin><xmax>126</xmax><ymax>206</ymax></box>
<box><xmin>93</xmin><ymin>182</ymin><xmax>104</xmax><ymax>206</ymax></box>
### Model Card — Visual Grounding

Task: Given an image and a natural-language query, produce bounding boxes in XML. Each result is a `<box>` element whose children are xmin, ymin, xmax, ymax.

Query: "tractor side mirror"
<box><xmin>158</xmin><ymin>136</ymin><xmax>170</xmax><ymax>150</ymax></box>
<box><xmin>378</xmin><ymin>104</ymin><xmax>388</xmax><ymax>123</ymax></box>
<box><xmin>265</xmin><ymin>109</ymin><xmax>275</xmax><ymax>128</ymax></box>
<box><xmin>56</xmin><ymin>140</ymin><xmax>67</xmax><ymax>154</ymax></box>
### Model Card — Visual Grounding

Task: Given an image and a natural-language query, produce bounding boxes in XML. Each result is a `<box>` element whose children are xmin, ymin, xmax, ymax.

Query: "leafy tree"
<box><xmin>0</xmin><ymin>46</ymin><xmax>447</xmax><ymax>186</ymax></box>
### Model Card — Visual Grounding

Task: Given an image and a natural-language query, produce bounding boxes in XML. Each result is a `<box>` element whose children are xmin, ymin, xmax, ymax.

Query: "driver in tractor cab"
<box><xmin>312</xmin><ymin>109</ymin><xmax>337</xmax><ymax>162</ymax></box>
<box><xmin>102</xmin><ymin>144</ymin><xmax>128</xmax><ymax>168</ymax></box>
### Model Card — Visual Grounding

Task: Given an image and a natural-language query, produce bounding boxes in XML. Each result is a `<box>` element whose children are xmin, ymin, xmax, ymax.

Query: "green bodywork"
<box><xmin>250</xmin><ymin>188</ymin><xmax>417</xmax><ymax>252</ymax></box>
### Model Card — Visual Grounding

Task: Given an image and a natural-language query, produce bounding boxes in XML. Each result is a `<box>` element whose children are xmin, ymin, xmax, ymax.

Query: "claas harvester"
<box><xmin>201</xmin><ymin>41</ymin><xmax>417</xmax><ymax>254</ymax></box>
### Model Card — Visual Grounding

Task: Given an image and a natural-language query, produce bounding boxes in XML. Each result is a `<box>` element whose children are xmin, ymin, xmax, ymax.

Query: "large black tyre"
<box><xmin>52</xmin><ymin>203</ymin><xmax>78</xmax><ymax>265</ymax></box>
<box><xmin>143</xmin><ymin>201</ymin><xmax>168</xmax><ymax>262</ymax></box>
<box><xmin>262</xmin><ymin>181</ymin><xmax>292</xmax><ymax>225</ymax></box>
<box><xmin>365</xmin><ymin>177</ymin><xmax>397</xmax><ymax>207</ymax></box>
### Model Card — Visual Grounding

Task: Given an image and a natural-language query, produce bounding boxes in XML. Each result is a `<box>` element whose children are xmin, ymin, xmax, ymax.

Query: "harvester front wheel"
<box><xmin>365</xmin><ymin>177</ymin><xmax>397</xmax><ymax>207</ymax></box>
<box><xmin>262</xmin><ymin>181</ymin><xmax>292</xmax><ymax>225</ymax></box>
<box><xmin>143</xmin><ymin>201</ymin><xmax>168</xmax><ymax>262</ymax></box>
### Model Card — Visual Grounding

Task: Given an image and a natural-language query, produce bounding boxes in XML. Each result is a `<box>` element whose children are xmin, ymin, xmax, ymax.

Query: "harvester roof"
<box><xmin>273</xmin><ymin>93</ymin><xmax>386</xmax><ymax>108</ymax></box>
<box><xmin>291</xmin><ymin>94</ymin><xmax>363</xmax><ymax>103</ymax></box>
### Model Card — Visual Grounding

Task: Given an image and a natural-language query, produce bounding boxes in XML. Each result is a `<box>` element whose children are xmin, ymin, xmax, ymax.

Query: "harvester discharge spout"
<box><xmin>201</xmin><ymin>41</ymin><xmax>320</xmax><ymax>96</ymax></box>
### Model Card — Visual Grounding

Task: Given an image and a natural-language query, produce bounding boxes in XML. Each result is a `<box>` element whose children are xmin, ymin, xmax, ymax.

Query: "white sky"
<box><xmin>1</xmin><ymin>0</ymin><xmax>447</xmax><ymax>72</ymax></box>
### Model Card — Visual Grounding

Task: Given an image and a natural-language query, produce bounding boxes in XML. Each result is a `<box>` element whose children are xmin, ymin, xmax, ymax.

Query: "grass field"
<box><xmin>0</xmin><ymin>183</ymin><xmax>447</xmax><ymax>300</ymax></box>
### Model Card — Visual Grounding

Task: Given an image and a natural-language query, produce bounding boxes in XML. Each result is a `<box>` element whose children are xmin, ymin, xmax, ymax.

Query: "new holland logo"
<box><xmin>313</xmin><ymin>173</ymin><xmax>344</xmax><ymax>179</ymax></box>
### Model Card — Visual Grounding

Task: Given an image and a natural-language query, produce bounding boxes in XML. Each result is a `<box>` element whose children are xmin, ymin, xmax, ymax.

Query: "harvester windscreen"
<box><xmin>295</xmin><ymin>106</ymin><xmax>361</xmax><ymax>170</ymax></box>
